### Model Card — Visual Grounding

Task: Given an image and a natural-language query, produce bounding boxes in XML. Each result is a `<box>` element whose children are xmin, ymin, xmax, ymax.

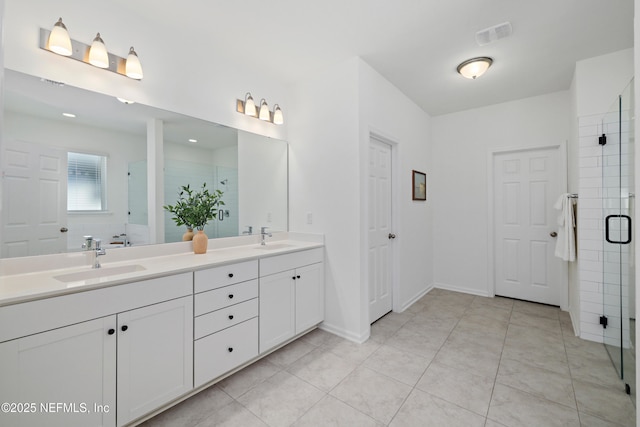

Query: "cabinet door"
<box><xmin>295</xmin><ymin>263</ymin><xmax>324</xmax><ymax>333</ymax></box>
<box><xmin>0</xmin><ymin>316</ymin><xmax>116</xmax><ymax>427</ymax></box>
<box><xmin>116</xmin><ymin>296</ymin><xmax>193</xmax><ymax>427</ymax></box>
<box><xmin>259</xmin><ymin>270</ymin><xmax>295</xmax><ymax>353</ymax></box>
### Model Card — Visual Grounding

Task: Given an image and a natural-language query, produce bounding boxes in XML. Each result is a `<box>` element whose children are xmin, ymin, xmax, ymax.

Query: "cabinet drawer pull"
<box><xmin>292</xmin><ymin>276</ymin><xmax>296</xmax><ymax>280</ymax></box>
<box><xmin>107</xmin><ymin>328</ymin><xmax>115</xmax><ymax>335</ymax></box>
<box><xmin>228</xmin><ymin>347</ymin><xmax>234</xmax><ymax>353</ymax></box>
<box><xmin>228</xmin><ymin>273</ymin><xmax>234</xmax><ymax>278</ymax></box>
<box><xmin>121</xmin><ymin>325</ymin><xmax>128</xmax><ymax>332</ymax></box>
<box><xmin>297</xmin><ymin>275</ymin><xmax>301</xmax><ymax>279</ymax></box>
<box><xmin>228</xmin><ymin>314</ymin><xmax>234</xmax><ymax>320</ymax></box>
<box><xmin>228</xmin><ymin>294</ymin><xmax>234</xmax><ymax>299</ymax></box>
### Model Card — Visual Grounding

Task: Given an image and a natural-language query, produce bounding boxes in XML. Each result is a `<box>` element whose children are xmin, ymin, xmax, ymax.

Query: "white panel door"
<box><xmin>494</xmin><ymin>147</ymin><xmax>564</xmax><ymax>305</ymax></box>
<box><xmin>368</xmin><ymin>137</ymin><xmax>393</xmax><ymax>323</ymax></box>
<box><xmin>1</xmin><ymin>140</ymin><xmax>67</xmax><ymax>258</ymax></box>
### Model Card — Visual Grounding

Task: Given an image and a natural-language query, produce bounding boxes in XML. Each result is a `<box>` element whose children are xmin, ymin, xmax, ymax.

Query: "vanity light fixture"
<box><xmin>40</xmin><ymin>19</ymin><xmax>144</xmax><ymax>80</ymax></box>
<box><xmin>125</xmin><ymin>47</ymin><xmax>144</xmax><ymax>79</ymax></box>
<box><xmin>272</xmin><ymin>104</ymin><xmax>284</xmax><ymax>125</ymax></box>
<box><xmin>456</xmin><ymin>56</ymin><xmax>493</xmax><ymax>79</ymax></box>
<box><xmin>88</xmin><ymin>33</ymin><xmax>109</xmax><ymax>68</ymax></box>
<box><xmin>47</xmin><ymin>18</ymin><xmax>72</xmax><ymax>56</ymax></box>
<box><xmin>258</xmin><ymin>99</ymin><xmax>270</xmax><ymax>121</ymax></box>
<box><xmin>236</xmin><ymin>93</ymin><xmax>284</xmax><ymax>125</ymax></box>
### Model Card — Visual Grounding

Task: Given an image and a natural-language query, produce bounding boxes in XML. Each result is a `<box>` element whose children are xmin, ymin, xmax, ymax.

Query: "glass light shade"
<box><xmin>89</xmin><ymin>33</ymin><xmax>109</xmax><ymax>68</ymax></box>
<box><xmin>258</xmin><ymin>99</ymin><xmax>270</xmax><ymax>121</ymax></box>
<box><xmin>48</xmin><ymin>18</ymin><xmax>72</xmax><ymax>56</ymax></box>
<box><xmin>244</xmin><ymin>93</ymin><xmax>257</xmax><ymax>117</ymax></box>
<box><xmin>272</xmin><ymin>104</ymin><xmax>284</xmax><ymax>125</ymax></box>
<box><xmin>125</xmin><ymin>47</ymin><xmax>144</xmax><ymax>79</ymax></box>
<box><xmin>457</xmin><ymin>57</ymin><xmax>492</xmax><ymax>79</ymax></box>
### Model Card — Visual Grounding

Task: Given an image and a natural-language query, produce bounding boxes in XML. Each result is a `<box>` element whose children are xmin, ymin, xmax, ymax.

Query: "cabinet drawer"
<box><xmin>194</xmin><ymin>318</ymin><xmax>258</xmax><ymax>387</ymax></box>
<box><xmin>194</xmin><ymin>260</ymin><xmax>258</xmax><ymax>293</ymax></box>
<box><xmin>194</xmin><ymin>279</ymin><xmax>258</xmax><ymax>316</ymax></box>
<box><xmin>259</xmin><ymin>248</ymin><xmax>323</xmax><ymax>277</ymax></box>
<box><xmin>195</xmin><ymin>298</ymin><xmax>258</xmax><ymax>339</ymax></box>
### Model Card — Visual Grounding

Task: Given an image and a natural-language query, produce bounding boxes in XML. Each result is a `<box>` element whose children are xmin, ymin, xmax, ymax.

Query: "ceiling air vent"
<box><xmin>475</xmin><ymin>22</ymin><xmax>512</xmax><ymax>46</ymax></box>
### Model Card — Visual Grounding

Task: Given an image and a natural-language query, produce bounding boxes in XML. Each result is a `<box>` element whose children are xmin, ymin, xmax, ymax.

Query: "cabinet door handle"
<box><xmin>297</xmin><ymin>275</ymin><xmax>301</xmax><ymax>279</ymax></box>
<box><xmin>107</xmin><ymin>328</ymin><xmax>115</xmax><ymax>335</ymax></box>
<box><xmin>228</xmin><ymin>273</ymin><xmax>234</xmax><ymax>278</ymax></box>
<box><xmin>121</xmin><ymin>325</ymin><xmax>128</xmax><ymax>332</ymax></box>
<box><xmin>292</xmin><ymin>276</ymin><xmax>296</xmax><ymax>280</ymax></box>
<box><xmin>228</xmin><ymin>294</ymin><xmax>234</xmax><ymax>299</ymax></box>
<box><xmin>228</xmin><ymin>347</ymin><xmax>234</xmax><ymax>353</ymax></box>
<box><xmin>228</xmin><ymin>314</ymin><xmax>234</xmax><ymax>320</ymax></box>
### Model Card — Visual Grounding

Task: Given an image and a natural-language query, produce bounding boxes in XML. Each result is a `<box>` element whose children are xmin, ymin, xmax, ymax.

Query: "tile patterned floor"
<box><xmin>141</xmin><ymin>289</ymin><xmax>636</xmax><ymax>427</ymax></box>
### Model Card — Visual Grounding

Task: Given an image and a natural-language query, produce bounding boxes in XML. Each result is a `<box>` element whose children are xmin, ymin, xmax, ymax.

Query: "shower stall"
<box><xmin>601</xmin><ymin>79</ymin><xmax>635</xmax><ymax>398</ymax></box>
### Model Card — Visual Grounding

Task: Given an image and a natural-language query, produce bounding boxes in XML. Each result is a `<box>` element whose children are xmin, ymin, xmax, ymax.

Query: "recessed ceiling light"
<box><xmin>116</xmin><ymin>97</ymin><xmax>135</xmax><ymax>105</ymax></box>
<box><xmin>188</xmin><ymin>139</ymin><xmax>198</xmax><ymax>143</ymax></box>
<box><xmin>62</xmin><ymin>112</ymin><xmax>76</xmax><ymax>118</ymax></box>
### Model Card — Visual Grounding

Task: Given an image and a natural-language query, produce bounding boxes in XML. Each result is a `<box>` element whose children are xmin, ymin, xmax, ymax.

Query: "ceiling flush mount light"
<box><xmin>125</xmin><ymin>47</ymin><xmax>144</xmax><ymax>79</ymax></box>
<box><xmin>457</xmin><ymin>57</ymin><xmax>493</xmax><ymax>80</ymax></box>
<box><xmin>39</xmin><ymin>19</ymin><xmax>143</xmax><ymax>80</ymax></box>
<box><xmin>48</xmin><ymin>18</ymin><xmax>72</xmax><ymax>56</ymax></box>
<box><xmin>236</xmin><ymin>93</ymin><xmax>284</xmax><ymax>125</ymax></box>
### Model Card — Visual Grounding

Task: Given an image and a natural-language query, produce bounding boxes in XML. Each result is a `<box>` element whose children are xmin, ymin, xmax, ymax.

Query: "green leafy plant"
<box><xmin>163</xmin><ymin>183</ymin><xmax>225</xmax><ymax>231</ymax></box>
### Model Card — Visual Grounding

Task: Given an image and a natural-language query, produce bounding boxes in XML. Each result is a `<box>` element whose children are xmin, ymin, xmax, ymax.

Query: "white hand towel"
<box><xmin>553</xmin><ymin>193</ymin><xmax>576</xmax><ymax>261</ymax></box>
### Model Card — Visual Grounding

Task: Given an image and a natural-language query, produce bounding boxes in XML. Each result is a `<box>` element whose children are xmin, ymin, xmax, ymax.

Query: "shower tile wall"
<box><xmin>577</xmin><ymin>111</ymin><xmax>633</xmax><ymax>346</ymax></box>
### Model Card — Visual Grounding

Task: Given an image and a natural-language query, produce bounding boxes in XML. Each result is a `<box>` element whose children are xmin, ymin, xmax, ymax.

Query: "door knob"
<box><xmin>550</xmin><ymin>231</ymin><xmax>558</xmax><ymax>237</ymax></box>
<box><xmin>388</xmin><ymin>233</ymin><xmax>396</xmax><ymax>239</ymax></box>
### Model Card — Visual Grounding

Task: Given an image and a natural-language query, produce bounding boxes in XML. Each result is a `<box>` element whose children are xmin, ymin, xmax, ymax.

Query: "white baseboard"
<box><xmin>318</xmin><ymin>322</ymin><xmax>369</xmax><ymax>344</ymax></box>
<box><xmin>569</xmin><ymin>309</ymin><xmax>580</xmax><ymax>337</ymax></box>
<box><xmin>433</xmin><ymin>282</ymin><xmax>491</xmax><ymax>297</ymax></box>
<box><xmin>397</xmin><ymin>283</ymin><xmax>434</xmax><ymax>312</ymax></box>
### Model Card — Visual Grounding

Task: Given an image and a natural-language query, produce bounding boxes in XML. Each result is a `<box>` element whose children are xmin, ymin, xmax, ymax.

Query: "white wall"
<box><xmin>288</xmin><ymin>57</ymin><xmax>432</xmax><ymax>341</ymax></box>
<box><xmin>431</xmin><ymin>91</ymin><xmax>571</xmax><ymax>296</ymax></box>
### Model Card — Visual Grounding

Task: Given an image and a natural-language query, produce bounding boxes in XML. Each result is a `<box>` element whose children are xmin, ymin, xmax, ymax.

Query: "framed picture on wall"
<box><xmin>412</xmin><ymin>170</ymin><xmax>426</xmax><ymax>201</ymax></box>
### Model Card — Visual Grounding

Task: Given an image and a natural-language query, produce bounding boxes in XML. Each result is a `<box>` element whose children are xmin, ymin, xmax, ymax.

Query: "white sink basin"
<box><xmin>256</xmin><ymin>243</ymin><xmax>294</xmax><ymax>250</ymax></box>
<box><xmin>54</xmin><ymin>265</ymin><xmax>146</xmax><ymax>283</ymax></box>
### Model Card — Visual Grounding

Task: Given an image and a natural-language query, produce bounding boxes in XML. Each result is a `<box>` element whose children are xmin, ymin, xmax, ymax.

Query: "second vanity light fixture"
<box><xmin>236</xmin><ymin>92</ymin><xmax>284</xmax><ymax>125</ymax></box>
<box><xmin>41</xmin><ymin>17</ymin><xmax>144</xmax><ymax>80</ymax></box>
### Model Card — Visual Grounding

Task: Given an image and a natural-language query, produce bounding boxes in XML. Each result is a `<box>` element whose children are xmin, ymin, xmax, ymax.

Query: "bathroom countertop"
<box><xmin>0</xmin><ymin>238</ymin><xmax>323</xmax><ymax>308</ymax></box>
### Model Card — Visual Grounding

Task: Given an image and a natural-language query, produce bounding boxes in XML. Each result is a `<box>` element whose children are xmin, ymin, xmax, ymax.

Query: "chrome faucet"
<box><xmin>260</xmin><ymin>227</ymin><xmax>272</xmax><ymax>245</ymax></box>
<box><xmin>242</xmin><ymin>226</ymin><xmax>253</xmax><ymax>235</ymax></box>
<box><xmin>93</xmin><ymin>239</ymin><xmax>106</xmax><ymax>269</ymax></box>
<box><xmin>82</xmin><ymin>235</ymin><xmax>93</xmax><ymax>251</ymax></box>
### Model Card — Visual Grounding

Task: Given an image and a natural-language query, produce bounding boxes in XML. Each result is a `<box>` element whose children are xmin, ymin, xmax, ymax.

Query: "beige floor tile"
<box><xmin>578</xmin><ymin>411</ymin><xmax>630</xmax><ymax>427</ymax></box>
<box><xmin>287</xmin><ymin>347</ymin><xmax>357</xmax><ymax>392</ymax></box>
<box><xmin>501</xmin><ymin>342</ymin><xmax>570</xmax><ymax>377</ymax></box>
<box><xmin>512</xmin><ymin>300</ymin><xmax>561</xmax><ymax>320</ymax></box>
<box><xmin>510</xmin><ymin>310</ymin><xmax>563</xmax><ymax>333</ymax></box>
<box><xmin>237</xmin><ymin>371</ymin><xmax>324</xmax><ymax>427</ymax></box>
<box><xmin>416</xmin><ymin>360</ymin><xmax>494</xmax><ymax>416</ymax></box>
<box><xmin>471</xmin><ymin>295</ymin><xmax>514</xmax><ymax>311</ymax></box>
<box><xmin>266</xmin><ymin>339</ymin><xmax>317</xmax><ymax>368</ymax></box>
<box><xmin>433</xmin><ymin>339</ymin><xmax>501</xmax><ymax>379</ymax></box>
<box><xmin>330</xmin><ymin>366</ymin><xmax>412</xmax><ymax>424</ymax></box>
<box><xmin>567</xmin><ymin>350</ymin><xmax>626</xmax><ymax>390</ymax></box>
<box><xmin>299</xmin><ymin>328</ymin><xmax>344</xmax><ymax>348</ymax></box>
<box><xmin>446</xmin><ymin>327</ymin><xmax>506</xmax><ymax>351</ymax></box>
<box><xmin>496</xmin><ymin>358</ymin><xmax>576</xmax><ymax>409</ymax></box>
<box><xmin>193</xmin><ymin>401</ymin><xmax>268</xmax><ymax>427</ymax></box>
<box><xmin>573</xmin><ymin>379</ymin><xmax>636</xmax><ymax>426</ymax></box>
<box><xmin>420</xmin><ymin>300</ymin><xmax>470</xmax><ymax>318</ymax></box>
<box><xmin>140</xmin><ymin>386</ymin><xmax>234</xmax><ymax>427</ymax></box>
<box><xmin>463</xmin><ymin>304</ymin><xmax>512</xmax><ymax>323</ymax></box>
<box><xmin>370</xmin><ymin>319</ymin><xmax>403</xmax><ymax>343</ymax></box>
<box><xmin>292</xmin><ymin>395</ymin><xmax>383</xmax><ymax>427</ymax></box>
<box><xmin>389</xmin><ymin>388</ymin><xmax>486</xmax><ymax>427</ymax></box>
<box><xmin>505</xmin><ymin>322</ymin><xmax>565</xmax><ymax>349</ymax></box>
<box><xmin>402</xmin><ymin>311</ymin><xmax>459</xmax><ymax>336</ymax></box>
<box><xmin>216</xmin><ymin>358</ymin><xmax>281</xmax><ymax>399</ymax></box>
<box><xmin>488</xmin><ymin>383</ymin><xmax>580</xmax><ymax>427</ymax></box>
<box><xmin>385</xmin><ymin>326</ymin><xmax>444</xmax><ymax>359</ymax></box>
<box><xmin>363</xmin><ymin>344</ymin><xmax>431</xmax><ymax>386</ymax></box>
<box><xmin>325</xmin><ymin>335</ymin><xmax>382</xmax><ymax>364</ymax></box>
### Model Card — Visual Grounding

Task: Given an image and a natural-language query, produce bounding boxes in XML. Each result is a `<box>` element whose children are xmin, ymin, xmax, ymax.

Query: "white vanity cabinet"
<box><xmin>193</xmin><ymin>260</ymin><xmax>259</xmax><ymax>387</ymax></box>
<box><xmin>0</xmin><ymin>273</ymin><xmax>193</xmax><ymax>427</ymax></box>
<box><xmin>259</xmin><ymin>248</ymin><xmax>324</xmax><ymax>354</ymax></box>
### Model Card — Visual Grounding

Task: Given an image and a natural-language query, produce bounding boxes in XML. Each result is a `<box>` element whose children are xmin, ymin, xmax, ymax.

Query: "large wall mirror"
<box><xmin>1</xmin><ymin>69</ymin><xmax>288</xmax><ymax>258</ymax></box>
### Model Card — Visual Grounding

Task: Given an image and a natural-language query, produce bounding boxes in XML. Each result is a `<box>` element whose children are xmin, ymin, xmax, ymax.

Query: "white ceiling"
<box><xmin>114</xmin><ymin>0</ymin><xmax>634</xmax><ymax>116</ymax></box>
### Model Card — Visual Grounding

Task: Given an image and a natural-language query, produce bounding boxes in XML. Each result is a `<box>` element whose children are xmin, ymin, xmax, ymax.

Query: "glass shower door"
<box><xmin>602</xmin><ymin>79</ymin><xmax>635</xmax><ymax>398</ymax></box>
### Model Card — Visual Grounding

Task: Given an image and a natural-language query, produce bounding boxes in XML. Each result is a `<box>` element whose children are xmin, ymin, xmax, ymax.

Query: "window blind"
<box><xmin>67</xmin><ymin>152</ymin><xmax>107</xmax><ymax>211</ymax></box>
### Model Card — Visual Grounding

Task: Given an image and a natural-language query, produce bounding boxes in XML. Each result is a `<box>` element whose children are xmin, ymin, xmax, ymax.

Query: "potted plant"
<box><xmin>163</xmin><ymin>183</ymin><xmax>224</xmax><ymax>253</ymax></box>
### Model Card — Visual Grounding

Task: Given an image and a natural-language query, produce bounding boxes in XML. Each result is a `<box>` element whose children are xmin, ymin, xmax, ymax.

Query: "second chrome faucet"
<box><xmin>260</xmin><ymin>227</ymin><xmax>272</xmax><ymax>245</ymax></box>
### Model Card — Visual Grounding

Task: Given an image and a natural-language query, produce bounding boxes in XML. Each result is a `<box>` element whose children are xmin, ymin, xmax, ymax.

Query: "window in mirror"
<box><xmin>67</xmin><ymin>152</ymin><xmax>107</xmax><ymax>211</ymax></box>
